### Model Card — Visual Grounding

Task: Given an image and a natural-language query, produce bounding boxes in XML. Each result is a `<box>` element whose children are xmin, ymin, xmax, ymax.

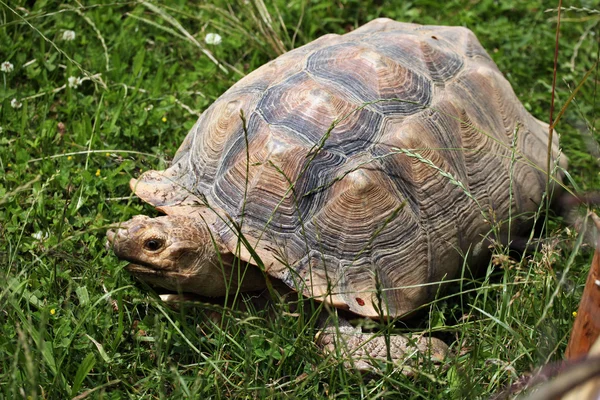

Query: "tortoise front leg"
<box><xmin>315</xmin><ymin>317</ymin><xmax>448</xmax><ymax>373</ymax></box>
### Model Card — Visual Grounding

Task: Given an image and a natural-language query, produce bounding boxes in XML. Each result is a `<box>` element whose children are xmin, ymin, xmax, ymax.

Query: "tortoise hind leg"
<box><xmin>315</xmin><ymin>317</ymin><xmax>448</xmax><ymax>373</ymax></box>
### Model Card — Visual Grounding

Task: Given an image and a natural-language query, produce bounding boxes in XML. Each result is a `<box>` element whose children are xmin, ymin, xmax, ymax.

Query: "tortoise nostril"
<box><xmin>106</xmin><ymin>228</ymin><xmax>130</xmax><ymax>246</ymax></box>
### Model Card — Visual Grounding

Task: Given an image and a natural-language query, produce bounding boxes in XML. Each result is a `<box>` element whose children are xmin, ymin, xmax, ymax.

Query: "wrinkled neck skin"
<box><xmin>107</xmin><ymin>214</ymin><xmax>266</xmax><ymax>297</ymax></box>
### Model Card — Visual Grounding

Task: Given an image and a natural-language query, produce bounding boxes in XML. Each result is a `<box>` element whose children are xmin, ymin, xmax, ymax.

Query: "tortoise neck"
<box><xmin>201</xmin><ymin>252</ymin><xmax>267</xmax><ymax>296</ymax></box>
<box><xmin>173</xmin><ymin>215</ymin><xmax>267</xmax><ymax>296</ymax></box>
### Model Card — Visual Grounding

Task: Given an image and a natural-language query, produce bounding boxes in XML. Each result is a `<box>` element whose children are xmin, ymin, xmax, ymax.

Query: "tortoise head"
<box><xmin>106</xmin><ymin>214</ymin><xmax>265</xmax><ymax>296</ymax></box>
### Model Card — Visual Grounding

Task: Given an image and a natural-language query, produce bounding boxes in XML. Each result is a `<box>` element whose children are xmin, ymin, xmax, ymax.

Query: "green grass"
<box><xmin>1</xmin><ymin>0</ymin><xmax>599</xmax><ymax>398</ymax></box>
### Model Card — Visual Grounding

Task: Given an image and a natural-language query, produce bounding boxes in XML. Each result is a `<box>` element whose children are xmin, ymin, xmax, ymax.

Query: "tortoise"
<box><xmin>106</xmin><ymin>18</ymin><xmax>565</xmax><ymax>367</ymax></box>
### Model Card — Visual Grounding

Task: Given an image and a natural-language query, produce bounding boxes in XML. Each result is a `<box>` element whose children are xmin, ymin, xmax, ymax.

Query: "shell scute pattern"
<box><xmin>305</xmin><ymin>168</ymin><xmax>402</xmax><ymax>257</ymax></box>
<box><xmin>185</xmin><ymin>93</ymin><xmax>262</xmax><ymax>186</ymax></box>
<box><xmin>306</xmin><ymin>42</ymin><xmax>433</xmax><ymax>115</ymax></box>
<box><xmin>417</xmin><ymin>25</ymin><xmax>496</xmax><ymax>64</ymax></box>
<box><xmin>257</xmin><ymin>71</ymin><xmax>384</xmax><ymax>155</ymax></box>
<box><xmin>365</xmin><ymin>31</ymin><xmax>465</xmax><ymax>84</ymax></box>
<box><xmin>133</xmin><ymin>18</ymin><xmax>563</xmax><ymax>318</ymax></box>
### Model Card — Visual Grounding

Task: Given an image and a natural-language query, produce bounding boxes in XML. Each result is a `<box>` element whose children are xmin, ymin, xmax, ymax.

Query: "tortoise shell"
<box><xmin>131</xmin><ymin>18</ymin><xmax>563</xmax><ymax>318</ymax></box>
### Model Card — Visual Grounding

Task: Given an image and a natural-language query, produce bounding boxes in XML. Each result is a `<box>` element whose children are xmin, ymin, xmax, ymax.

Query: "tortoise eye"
<box><xmin>144</xmin><ymin>238</ymin><xmax>163</xmax><ymax>252</ymax></box>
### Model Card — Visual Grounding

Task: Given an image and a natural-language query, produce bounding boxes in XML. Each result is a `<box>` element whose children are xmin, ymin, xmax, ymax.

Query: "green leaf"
<box><xmin>132</xmin><ymin>49</ymin><xmax>146</xmax><ymax>77</ymax></box>
<box><xmin>86</xmin><ymin>334</ymin><xmax>111</xmax><ymax>363</ymax></box>
<box><xmin>42</xmin><ymin>341</ymin><xmax>57</xmax><ymax>375</ymax></box>
<box><xmin>75</xmin><ymin>286</ymin><xmax>90</xmax><ymax>306</ymax></box>
<box><xmin>71</xmin><ymin>352</ymin><xmax>96</xmax><ymax>396</ymax></box>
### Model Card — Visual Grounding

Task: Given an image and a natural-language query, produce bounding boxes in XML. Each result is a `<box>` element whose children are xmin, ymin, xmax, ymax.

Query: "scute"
<box><xmin>257</xmin><ymin>71</ymin><xmax>384</xmax><ymax>155</ymax></box>
<box><xmin>132</xmin><ymin>18</ymin><xmax>564</xmax><ymax>318</ymax></box>
<box><xmin>306</xmin><ymin>42</ymin><xmax>432</xmax><ymax>115</ymax></box>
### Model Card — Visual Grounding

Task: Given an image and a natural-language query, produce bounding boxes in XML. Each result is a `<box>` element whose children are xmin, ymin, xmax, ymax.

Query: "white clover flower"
<box><xmin>204</xmin><ymin>33</ymin><xmax>222</xmax><ymax>46</ymax></box>
<box><xmin>1</xmin><ymin>61</ymin><xmax>14</xmax><ymax>73</ymax></box>
<box><xmin>62</xmin><ymin>30</ymin><xmax>76</xmax><ymax>41</ymax></box>
<box><xmin>11</xmin><ymin>98</ymin><xmax>22</xmax><ymax>109</ymax></box>
<box><xmin>68</xmin><ymin>76</ymin><xmax>82</xmax><ymax>89</ymax></box>
<box><xmin>33</xmin><ymin>231</ymin><xmax>49</xmax><ymax>241</ymax></box>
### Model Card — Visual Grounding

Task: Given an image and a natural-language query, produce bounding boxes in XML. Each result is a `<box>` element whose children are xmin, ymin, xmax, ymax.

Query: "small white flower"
<box><xmin>144</xmin><ymin>104</ymin><xmax>154</xmax><ymax>111</ymax></box>
<box><xmin>33</xmin><ymin>231</ymin><xmax>49</xmax><ymax>241</ymax></box>
<box><xmin>68</xmin><ymin>76</ymin><xmax>82</xmax><ymax>89</ymax></box>
<box><xmin>1</xmin><ymin>61</ymin><xmax>14</xmax><ymax>73</ymax></box>
<box><xmin>62</xmin><ymin>30</ymin><xmax>76</xmax><ymax>41</ymax></box>
<box><xmin>204</xmin><ymin>33</ymin><xmax>222</xmax><ymax>46</ymax></box>
<box><xmin>11</xmin><ymin>98</ymin><xmax>22</xmax><ymax>109</ymax></box>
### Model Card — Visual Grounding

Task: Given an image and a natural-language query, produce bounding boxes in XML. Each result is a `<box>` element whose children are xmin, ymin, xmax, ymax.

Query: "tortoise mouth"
<box><xmin>125</xmin><ymin>263</ymin><xmax>164</xmax><ymax>275</ymax></box>
<box><xmin>125</xmin><ymin>263</ymin><xmax>212</xmax><ymax>304</ymax></box>
<box><xmin>124</xmin><ymin>263</ymin><xmax>204</xmax><ymax>295</ymax></box>
<box><xmin>125</xmin><ymin>262</ymin><xmax>193</xmax><ymax>280</ymax></box>
<box><xmin>124</xmin><ymin>264</ymin><xmax>171</xmax><ymax>289</ymax></box>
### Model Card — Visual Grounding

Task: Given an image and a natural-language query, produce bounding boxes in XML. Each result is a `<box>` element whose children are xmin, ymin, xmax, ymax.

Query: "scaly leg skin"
<box><xmin>315</xmin><ymin>317</ymin><xmax>448</xmax><ymax>374</ymax></box>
